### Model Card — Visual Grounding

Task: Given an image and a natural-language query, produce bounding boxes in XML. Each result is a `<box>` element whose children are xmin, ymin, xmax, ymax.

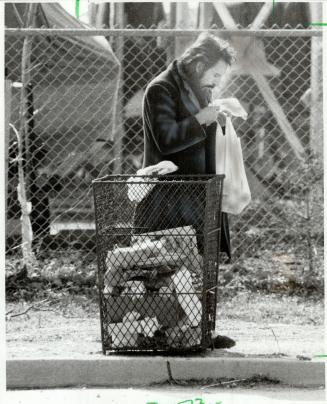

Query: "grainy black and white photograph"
<box><xmin>2</xmin><ymin>1</ymin><xmax>325</xmax><ymax>403</ymax></box>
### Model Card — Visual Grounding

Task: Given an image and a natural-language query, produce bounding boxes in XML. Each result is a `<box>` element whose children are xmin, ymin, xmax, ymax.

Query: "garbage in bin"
<box><xmin>93</xmin><ymin>175</ymin><xmax>224</xmax><ymax>353</ymax></box>
<box><xmin>172</xmin><ymin>266</ymin><xmax>202</xmax><ymax>327</ymax></box>
<box><xmin>103</xmin><ymin>230</ymin><xmax>204</xmax><ymax>348</ymax></box>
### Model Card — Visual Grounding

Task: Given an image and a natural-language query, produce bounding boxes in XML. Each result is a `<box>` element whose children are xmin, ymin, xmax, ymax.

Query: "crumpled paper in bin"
<box><xmin>108</xmin><ymin>315</ymin><xmax>160</xmax><ymax>348</ymax></box>
<box><xmin>172</xmin><ymin>266</ymin><xmax>202</xmax><ymax>327</ymax></box>
<box><xmin>106</xmin><ymin>239</ymin><xmax>167</xmax><ymax>270</ymax></box>
<box><xmin>166</xmin><ymin>324</ymin><xmax>202</xmax><ymax>348</ymax></box>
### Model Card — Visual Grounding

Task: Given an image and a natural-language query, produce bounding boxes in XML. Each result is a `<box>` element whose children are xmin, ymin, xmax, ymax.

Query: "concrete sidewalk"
<box><xmin>6</xmin><ymin>357</ymin><xmax>325</xmax><ymax>389</ymax></box>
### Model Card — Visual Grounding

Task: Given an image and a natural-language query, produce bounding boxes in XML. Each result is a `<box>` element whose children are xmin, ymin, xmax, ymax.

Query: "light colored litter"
<box><xmin>122</xmin><ymin>311</ymin><xmax>140</xmax><ymax>323</ymax></box>
<box><xmin>138</xmin><ymin>317</ymin><xmax>159</xmax><ymax>338</ymax></box>
<box><xmin>131</xmin><ymin>226</ymin><xmax>203</xmax><ymax>277</ymax></box>
<box><xmin>108</xmin><ymin>323</ymin><xmax>138</xmax><ymax>348</ymax></box>
<box><xmin>166</xmin><ymin>323</ymin><xmax>201</xmax><ymax>348</ymax></box>
<box><xmin>104</xmin><ymin>264</ymin><xmax>127</xmax><ymax>289</ymax></box>
<box><xmin>127</xmin><ymin>161</ymin><xmax>178</xmax><ymax>202</ymax></box>
<box><xmin>127</xmin><ymin>176</ymin><xmax>156</xmax><ymax>203</ymax></box>
<box><xmin>108</xmin><ymin>315</ymin><xmax>159</xmax><ymax>347</ymax></box>
<box><xmin>105</xmin><ymin>226</ymin><xmax>205</xmax><ymax>348</ymax></box>
<box><xmin>106</xmin><ymin>239</ymin><xmax>166</xmax><ymax>270</ymax></box>
<box><xmin>172</xmin><ymin>266</ymin><xmax>202</xmax><ymax>327</ymax></box>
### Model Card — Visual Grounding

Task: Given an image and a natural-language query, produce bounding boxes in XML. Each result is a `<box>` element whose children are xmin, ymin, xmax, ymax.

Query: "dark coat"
<box><xmin>135</xmin><ymin>61</ymin><xmax>231</xmax><ymax>259</ymax></box>
<box><xmin>142</xmin><ymin>61</ymin><xmax>217</xmax><ymax>174</ymax></box>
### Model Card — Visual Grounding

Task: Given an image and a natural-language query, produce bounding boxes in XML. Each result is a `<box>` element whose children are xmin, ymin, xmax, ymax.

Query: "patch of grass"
<box><xmin>153</xmin><ymin>375</ymin><xmax>280</xmax><ymax>389</ymax></box>
<box><xmin>218</xmin><ymin>250</ymin><xmax>324</xmax><ymax>299</ymax></box>
<box><xmin>217</xmin><ymin>291</ymin><xmax>324</xmax><ymax>326</ymax></box>
<box><xmin>6</xmin><ymin>250</ymin><xmax>98</xmax><ymax>302</ymax></box>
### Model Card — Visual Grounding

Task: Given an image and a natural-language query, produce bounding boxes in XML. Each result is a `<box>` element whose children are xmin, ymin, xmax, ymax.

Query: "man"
<box><xmin>135</xmin><ymin>33</ymin><xmax>236</xmax><ymax>348</ymax></box>
<box><xmin>140</xmin><ymin>32</ymin><xmax>235</xmax><ymax>257</ymax></box>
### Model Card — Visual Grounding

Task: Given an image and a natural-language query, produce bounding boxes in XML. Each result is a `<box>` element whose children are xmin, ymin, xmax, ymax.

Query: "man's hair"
<box><xmin>179</xmin><ymin>32</ymin><xmax>236</xmax><ymax>76</ymax></box>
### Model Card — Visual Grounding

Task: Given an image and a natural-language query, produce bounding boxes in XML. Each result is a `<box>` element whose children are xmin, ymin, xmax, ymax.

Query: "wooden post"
<box><xmin>212</xmin><ymin>2</ymin><xmax>236</xmax><ymax>29</ymax></box>
<box><xmin>88</xmin><ymin>2</ymin><xmax>97</xmax><ymax>26</ymax></box>
<box><xmin>175</xmin><ymin>2</ymin><xmax>191</xmax><ymax>58</ymax></box>
<box><xmin>198</xmin><ymin>2</ymin><xmax>214</xmax><ymax>28</ymax></box>
<box><xmin>251</xmin><ymin>2</ymin><xmax>273</xmax><ymax>28</ymax></box>
<box><xmin>113</xmin><ymin>2</ymin><xmax>125</xmax><ymax>174</ymax></box>
<box><xmin>310</xmin><ymin>3</ymin><xmax>323</xmax><ymax>158</ymax></box>
<box><xmin>166</xmin><ymin>2</ymin><xmax>176</xmax><ymax>64</ymax></box>
<box><xmin>19</xmin><ymin>3</ymin><xmax>38</xmax><ymax>201</ymax></box>
<box><xmin>250</xmin><ymin>68</ymin><xmax>305</xmax><ymax>161</ymax></box>
<box><xmin>213</xmin><ymin>2</ymin><xmax>305</xmax><ymax>163</ymax></box>
<box><xmin>96</xmin><ymin>2</ymin><xmax>110</xmax><ymax>28</ymax></box>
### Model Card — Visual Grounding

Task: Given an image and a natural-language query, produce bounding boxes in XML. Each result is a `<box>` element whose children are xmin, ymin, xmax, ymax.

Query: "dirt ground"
<box><xmin>6</xmin><ymin>292</ymin><xmax>324</xmax><ymax>359</ymax></box>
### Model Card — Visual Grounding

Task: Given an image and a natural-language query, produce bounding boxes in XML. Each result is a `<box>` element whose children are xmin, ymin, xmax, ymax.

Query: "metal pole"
<box><xmin>307</xmin><ymin>3</ymin><xmax>323</xmax><ymax>274</ymax></box>
<box><xmin>310</xmin><ymin>3</ymin><xmax>323</xmax><ymax>158</ymax></box>
<box><xmin>5</xmin><ymin>28</ymin><xmax>322</xmax><ymax>38</ymax></box>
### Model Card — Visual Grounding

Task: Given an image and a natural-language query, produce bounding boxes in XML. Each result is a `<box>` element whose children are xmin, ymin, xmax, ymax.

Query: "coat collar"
<box><xmin>168</xmin><ymin>60</ymin><xmax>201</xmax><ymax>115</ymax></box>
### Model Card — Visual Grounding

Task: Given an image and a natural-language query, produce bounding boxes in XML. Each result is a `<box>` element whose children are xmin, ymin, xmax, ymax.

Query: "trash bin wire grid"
<box><xmin>92</xmin><ymin>174</ymin><xmax>224</xmax><ymax>353</ymax></box>
<box><xmin>202</xmin><ymin>176</ymin><xmax>224</xmax><ymax>335</ymax></box>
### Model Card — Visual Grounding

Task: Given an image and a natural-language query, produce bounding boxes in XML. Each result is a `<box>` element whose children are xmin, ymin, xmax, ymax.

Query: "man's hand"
<box><xmin>195</xmin><ymin>106</ymin><xmax>219</xmax><ymax>126</ymax></box>
<box><xmin>195</xmin><ymin>106</ymin><xmax>230</xmax><ymax>127</ymax></box>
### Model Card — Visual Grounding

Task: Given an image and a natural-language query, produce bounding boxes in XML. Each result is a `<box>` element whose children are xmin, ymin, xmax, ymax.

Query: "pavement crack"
<box><xmin>166</xmin><ymin>360</ymin><xmax>176</xmax><ymax>384</ymax></box>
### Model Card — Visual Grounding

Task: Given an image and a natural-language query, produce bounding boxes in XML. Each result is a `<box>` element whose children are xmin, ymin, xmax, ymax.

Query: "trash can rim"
<box><xmin>92</xmin><ymin>174</ymin><xmax>225</xmax><ymax>184</ymax></box>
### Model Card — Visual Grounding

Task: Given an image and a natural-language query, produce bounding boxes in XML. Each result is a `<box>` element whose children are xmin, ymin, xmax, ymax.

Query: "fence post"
<box><xmin>112</xmin><ymin>3</ymin><xmax>124</xmax><ymax>174</ymax></box>
<box><xmin>5</xmin><ymin>79</ymin><xmax>11</xmax><ymax>223</ymax></box>
<box><xmin>310</xmin><ymin>3</ymin><xmax>323</xmax><ymax>158</ymax></box>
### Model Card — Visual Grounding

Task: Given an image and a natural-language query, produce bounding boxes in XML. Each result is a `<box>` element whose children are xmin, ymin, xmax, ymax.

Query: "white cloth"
<box><xmin>127</xmin><ymin>161</ymin><xmax>178</xmax><ymax>203</ymax></box>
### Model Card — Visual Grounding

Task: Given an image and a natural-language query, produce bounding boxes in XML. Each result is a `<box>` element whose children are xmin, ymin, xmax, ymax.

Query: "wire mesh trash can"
<box><xmin>92</xmin><ymin>174</ymin><xmax>225</xmax><ymax>354</ymax></box>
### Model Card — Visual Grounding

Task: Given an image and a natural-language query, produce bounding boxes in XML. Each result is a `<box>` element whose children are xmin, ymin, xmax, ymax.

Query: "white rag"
<box><xmin>127</xmin><ymin>161</ymin><xmax>178</xmax><ymax>203</ymax></box>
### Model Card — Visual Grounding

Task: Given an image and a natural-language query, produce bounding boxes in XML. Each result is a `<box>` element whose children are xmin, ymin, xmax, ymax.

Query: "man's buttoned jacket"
<box><xmin>140</xmin><ymin>61</ymin><xmax>231</xmax><ymax>258</ymax></box>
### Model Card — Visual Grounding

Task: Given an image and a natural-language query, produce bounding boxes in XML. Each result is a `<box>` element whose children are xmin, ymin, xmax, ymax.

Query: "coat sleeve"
<box><xmin>143</xmin><ymin>83</ymin><xmax>207</xmax><ymax>155</ymax></box>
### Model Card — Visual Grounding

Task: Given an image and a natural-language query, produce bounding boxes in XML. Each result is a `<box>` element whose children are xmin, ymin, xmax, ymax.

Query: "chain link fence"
<box><xmin>5</xmin><ymin>26</ymin><xmax>323</xmax><ymax>289</ymax></box>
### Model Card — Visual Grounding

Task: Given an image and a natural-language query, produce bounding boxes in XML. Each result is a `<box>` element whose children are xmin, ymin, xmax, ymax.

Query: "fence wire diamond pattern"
<box><xmin>5</xmin><ymin>27</ymin><xmax>323</xmax><ymax>289</ymax></box>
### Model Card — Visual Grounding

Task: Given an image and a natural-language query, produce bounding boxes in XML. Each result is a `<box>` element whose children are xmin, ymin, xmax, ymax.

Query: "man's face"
<box><xmin>198</xmin><ymin>59</ymin><xmax>229</xmax><ymax>98</ymax></box>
